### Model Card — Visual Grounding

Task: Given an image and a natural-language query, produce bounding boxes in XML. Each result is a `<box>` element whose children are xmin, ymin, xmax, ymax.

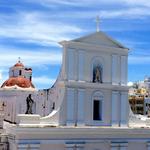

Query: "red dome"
<box><xmin>14</xmin><ymin>61</ymin><xmax>24</xmax><ymax>67</ymax></box>
<box><xmin>1</xmin><ymin>77</ymin><xmax>35</xmax><ymax>88</ymax></box>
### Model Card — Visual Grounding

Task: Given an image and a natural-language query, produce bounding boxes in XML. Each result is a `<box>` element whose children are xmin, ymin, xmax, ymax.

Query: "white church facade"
<box><xmin>0</xmin><ymin>60</ymin><xmax>57</xmax><ymax>124</ymax></box>
<box><xmin>1</xmin><ymin>30</ymin><xmax>150</xmax><ymax>150</ymax></box>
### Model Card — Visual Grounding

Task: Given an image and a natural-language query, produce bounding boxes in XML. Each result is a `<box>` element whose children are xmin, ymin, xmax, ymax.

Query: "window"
<box><xmin>93</xmin><ymin>100</ymin><xmax>102</xmax><ymax>120</ymax></box>
<box><xmin>19</xmin><ymin>70</ymin><xmax>22</xmax><ymax>75</ymax></box>
<box><xmin>52</xmin><ymin>102</ymin><xmax>55</xmax><ymax>110</ymax></box>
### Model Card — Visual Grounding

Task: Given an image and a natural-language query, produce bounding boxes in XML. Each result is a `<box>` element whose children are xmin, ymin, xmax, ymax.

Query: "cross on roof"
<box><xmin>18</xmin><ymin>57</ymin><xmax>21</xmax><ymax>63</ymax></box>
<box><xmin>96</xmin><ymin>15</ymin><xmax>100</xmax><ymax>32</ymax></box>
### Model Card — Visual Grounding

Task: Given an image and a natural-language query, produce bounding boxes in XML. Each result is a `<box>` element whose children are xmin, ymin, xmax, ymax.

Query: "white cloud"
<box><xmin>0</xmin><ymin>12</ymin><xmax>83</xmax><ymax>46</ymax></box>
<box><xmin>0</xmin><ymin>47</ymin><xmax>62</xmax><ymax>67</ymax></box>
<box><xmin>27</xmin><ymin>0</ymin><xmax>150</xmax><ymax>8</ymax></box>
<box><xmin>0</xmin><ymin>72</ymin><xmax>2</xmax><ymax>80</ymax></box>
<box><xmin>32</xmin><ymin>76</ymin><xmax>56</xmax><ymax>89</ymax></box>
<box><xmin>0</xmin><ymin>71</ymin><xmax>8</xmax><ymax>87</ymax></box>
<box><xmin>33</xmin><ymin>76</ymin><xmax>55</xmax><ymax>85</ymax></box>
<box><xmin>128</xmin><ymin>81</ymin><xmax>133</xmax><ymax>86</ymax></box>
<box><xmin>122</xmin><ymin>0</ymin><xmax>150</xmax><ymax>7</ymax></box>
<box><xmin>100</xmin><ymin>7</ymin><xmax>150</xmax><ymax>19</ymax></box>
<box><xmin>129</xmin><ymin>55</ymin><xmax>150</xmax><ymax>65</ymax></box>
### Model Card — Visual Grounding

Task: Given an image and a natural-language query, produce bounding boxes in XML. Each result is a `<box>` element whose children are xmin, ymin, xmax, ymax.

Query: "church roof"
<box><xmin>1</xmin><ymin>76</ymin><xmax>35</xmax><ymax>88</ymax></box>
<box><xmin>71</xmin><ymin>31</ymin><xmax>128</xmax><ymax>49</ymax></box>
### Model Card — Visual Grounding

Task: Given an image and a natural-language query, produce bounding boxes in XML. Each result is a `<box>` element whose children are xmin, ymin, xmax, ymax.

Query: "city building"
<box><xmin>129</xmin><ymin>78</ymin><xmax>150</xmax><ymax>115</ymax></box>
<box><xmin>129</xmin><ymin>94</ymin><xmax>144</xmax><ymax>115</ymax></box>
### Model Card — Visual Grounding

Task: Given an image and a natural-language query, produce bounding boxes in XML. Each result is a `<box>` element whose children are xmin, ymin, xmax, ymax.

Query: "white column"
<box><xmin>120</xmin><ymin>92</ymin><xmax>128</xmax><ymax>127</ymax></box>
<box><xmin>67</xmin><ymin>88</ymin><xmax>75</xmax><ymax>126</ymax></box>
<box><xmin>77</xmin><ymin>89</ymin><xmax>85</xmax><ymax>126</ymax></box>
<box><xmin>74</xmin><ymin>50</ymin><xmax>78</xmax><ymax>81</ymax></box>
<box><xmin>112</xmin><ymin>91</ymin><xmax>120</xmax><ymax>127</ymax></box>
<box><xmin>18</xmin><ymin>144</ymin><xmax>40</xmax><ymax>150</ymax></box>
<box><xmin>68</xmin><ymin>49</ymin><xmax>75</xmax><ymax>80</ymax></box>
<box><xmin>121</xmin><ymin>56</ymin><xmax>127</xmax><ymax>85</ymax></box>
<box><xmin>62</xmin><ymin>44</ymin><xmax>68</xmax><ymax>80</ymax></box>
<box><xmin>112</xmin><ymin>55</ymin><xmax>119</xmax><ymax>85</ymax></box>
<box><xmin>78</xmin><ymin>51</ymin><xmax>85</xmax><ymax>81</ymax></box>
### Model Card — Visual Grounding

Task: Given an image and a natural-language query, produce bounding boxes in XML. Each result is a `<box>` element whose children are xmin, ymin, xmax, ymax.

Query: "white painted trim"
<box><xmin>59</xmin><ymin>41</ymin><xmax>128</xmax><ymax>54</ymax></box>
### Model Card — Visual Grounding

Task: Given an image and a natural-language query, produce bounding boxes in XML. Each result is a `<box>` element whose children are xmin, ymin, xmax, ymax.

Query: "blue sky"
<box><xmin>0</xmin><ymin>0</ymin><xmax>150</xmax><ymax>89</ymax></box>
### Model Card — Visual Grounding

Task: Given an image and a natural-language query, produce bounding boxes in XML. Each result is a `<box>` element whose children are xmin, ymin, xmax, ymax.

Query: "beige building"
<box><xmin>1</xmin><ymin>29</ymin><xmax>150</xmax><ymax>150</ymax></box>
<box><xmin>128</xmin><ymin>82</ymin><xmax>150</xmax><ymax>115</ymax></box>
<box><xmin>129</xmin><ymin>95</ymin><xmax>144</xmax><ymax>114</ymax></box>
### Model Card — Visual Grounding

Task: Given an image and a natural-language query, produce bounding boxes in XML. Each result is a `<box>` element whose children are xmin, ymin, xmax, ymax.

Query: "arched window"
<box><xmin>92</xmin><ymin>91</ymin><xmax>103</xmax><ymax>121</ymax></box>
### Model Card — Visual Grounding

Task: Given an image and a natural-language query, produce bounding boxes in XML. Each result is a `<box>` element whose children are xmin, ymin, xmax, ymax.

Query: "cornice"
<box><xmin>8</xmin><ymin>126</ymin><xmax>150</xmax><ymax>140</ymax></box>
<box><xmin>60</xmin><ymin>41</ymin><xmax>128</xmax><ymax>55</ymax></box>
<box><xmin>59</xmin><ymin>81</ymin><xmax>129</xmax><ymax>91</ymax></box>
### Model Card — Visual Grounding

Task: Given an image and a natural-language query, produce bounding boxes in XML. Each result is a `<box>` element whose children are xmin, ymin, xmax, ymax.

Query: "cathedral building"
<box><xmin>0</xmin><ymin>60</ymin><xmax>53</xmax><ymax>124</ymax></box>
<box><xmin>1</xmin><ymin>29</ymin><xmax>150</xmax><ymax>150</ymax></box>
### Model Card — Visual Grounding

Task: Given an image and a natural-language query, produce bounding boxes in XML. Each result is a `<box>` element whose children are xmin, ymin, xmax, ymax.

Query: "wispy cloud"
<box><xmin>122</xmin><ymin>0</ymin><xmax>150</xmax><ymax>7</ymax></box>
<box><xmin>0</xmin><ymin>12</ymin><xmax>83</xmax><ymax>46</ymax></box>
<box><xmin>27</xmin><ymin>0</ymin><xmax>150</xmax><ymax>8</ymax></box>
<box><xmin>129</xmin><ymin>55</ymin><xmax>150</xmax><ymax>65</ymax></box>
<box><xmin>100</xmin><ymin>7</ymin><xmax>150</xmax><ymax>19</ymax></box>
<box><xmin>0</xmin><ymin>72</ymin><xmax>2</xmax><ymax>80</ymax></box>
<box><xmin>0</xmin><ymin>70</ymin><xmax>8</xmax><ymax>87</ymax></box>
<box><xmin>0</xmin><ymin>47</ymin><xmax>62</xmax><ymax>67</ymax></box>
<box><xmin>32</xmin><ymin>76</ymin><xmax>56</xmax><ymax>89</ymax></box>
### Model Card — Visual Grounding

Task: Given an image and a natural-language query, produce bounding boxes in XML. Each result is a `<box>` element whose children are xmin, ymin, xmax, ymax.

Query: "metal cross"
<box><xmin>18</xmin><ymin>57</ymin><xmax>21</xmax><ymax>62</ymax></box>
<box><xmin>96</xmin><ymin>15</ymin><xmax>100</xmax><ymax>32</ymax></box>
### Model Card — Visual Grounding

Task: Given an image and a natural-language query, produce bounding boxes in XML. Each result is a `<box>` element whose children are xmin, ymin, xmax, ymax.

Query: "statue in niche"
<box><xmin>25</xmin><ymin>94</ymin><xmax>34</xmax><ymax>114</ymax></box>
<box><xmin>93</xmin><ymin>66</ymin><xmax>102</xmax><ymax>83</ymax></box>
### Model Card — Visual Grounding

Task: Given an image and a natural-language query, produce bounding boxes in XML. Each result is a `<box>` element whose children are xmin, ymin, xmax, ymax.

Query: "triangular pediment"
<box><xmin>71</xmin><ymin>31</ymin><xmax>128</xmax><ymax>49</ymax></box>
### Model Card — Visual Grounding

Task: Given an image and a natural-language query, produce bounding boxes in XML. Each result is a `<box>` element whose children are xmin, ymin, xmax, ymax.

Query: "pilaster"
<box><xmin>120</xmin><ymin>91</ymin><xmax>128</xmax><ymax>127</ymax></box>
<box><xmin>111</xmin><ymin>91</ymin><xmax>120</xmax><ymax>127</ymax></box>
